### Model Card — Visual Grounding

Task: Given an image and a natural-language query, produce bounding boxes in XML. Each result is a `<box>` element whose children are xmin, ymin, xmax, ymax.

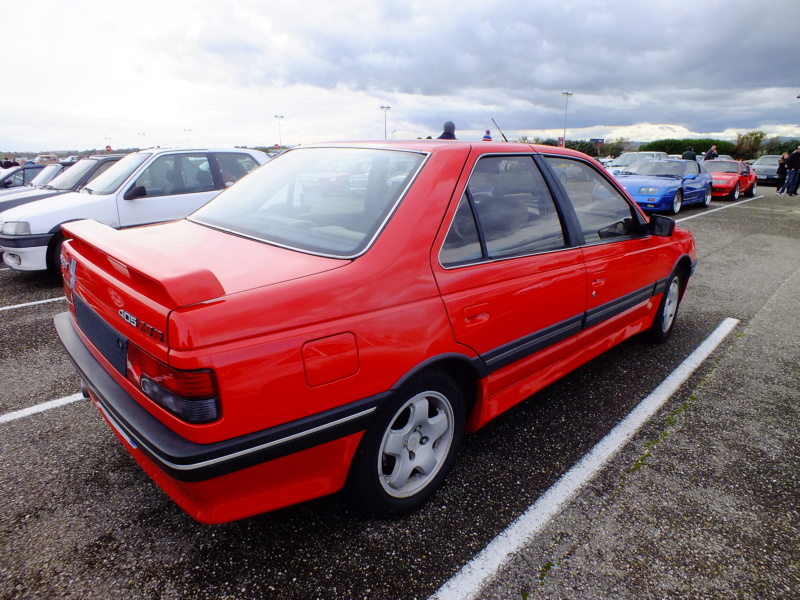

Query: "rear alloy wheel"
<box><xmin>746</xmin><ymin>179</ymin><xmax>757</xmax><ymax>197</ymax></box>
<box><xmin>647</xmin><ymin>270</ymin><xmax>683</xmax><ymax>343</ymax></box>
<box><xmin>702</xmin><ymin>185</ymin><xmax>712</xmax><ymax>207</ymax></box>
<box><xmin>670</xmin><ymin>190</ymin><xmax>683</xmax><ymax>215</ymax></box>
<box><xmin>730</xmin><ymin>181</ymin><xmax>740</xmax><ymax>200</ymax></box>
<box><xmin>346</xmin><ymin>370</ymin><xmax>464</xmax><ymax>515</ymax></box>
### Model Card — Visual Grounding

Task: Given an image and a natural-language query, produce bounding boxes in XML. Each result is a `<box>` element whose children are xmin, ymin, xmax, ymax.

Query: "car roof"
<box><xmin>288</xmin><ymin>140</ymin><xmax>590</xmax><ymax>159</ymax></box>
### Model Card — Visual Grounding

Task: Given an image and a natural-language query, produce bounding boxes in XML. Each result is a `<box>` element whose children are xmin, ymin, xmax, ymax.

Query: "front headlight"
<box><xmin>1</xmin><ymin>221</ymin><xmax>32</xmax><ymax>235</ymax></box>
<box><xmin>638</xmin><ymin>187</ymin><xmax>659</xmax><ymax>195</ymax></box>
<box><xmin>713</xmin><ymin>179</ymin><xmax>726</xmax><ymax>185</ymax></box>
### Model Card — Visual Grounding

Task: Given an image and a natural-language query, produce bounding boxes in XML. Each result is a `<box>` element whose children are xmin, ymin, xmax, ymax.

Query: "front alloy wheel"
<box><xmin>346</xmin><ymin>370</ymin><xmax>464</xmax><ymax>515</ymax></box>
<box><xmin>730</xmin><ymin>181</ymin><xmax>740</xmax><ymax>200</ymax></box>
<box><xmin>670</xmin><ymin>190</ymin><xmax>683</xmax><ymax>215</ymax></box>
<box><xmin>702</xmin><ymin>185</ymin><xmax>712</xmax><ymax>207</ymax></box>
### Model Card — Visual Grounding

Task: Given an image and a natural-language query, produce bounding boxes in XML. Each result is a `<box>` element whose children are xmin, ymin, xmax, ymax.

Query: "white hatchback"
<box><xmin>0</xmin><ymin>147</ymin><xmax>269</xmax><ymax>274</ymax></box>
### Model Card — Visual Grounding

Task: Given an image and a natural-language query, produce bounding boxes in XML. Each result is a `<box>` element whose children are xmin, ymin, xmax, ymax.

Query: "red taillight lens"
<box><xmin>126</xmin><ymin>343</ymin><xmax>220</xmax><ymax>424</ymax></box>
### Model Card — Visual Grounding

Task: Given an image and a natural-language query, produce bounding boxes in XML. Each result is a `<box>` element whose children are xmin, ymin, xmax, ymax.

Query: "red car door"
<box><xmin>542</xmin><ymin>155</ymin><xmax>675</xmax><ymax>349</ymax></box>
<box><xmin>433</xmin><ymin>154</ymin><xmax>587</xmax><ymax>424</ymax></box>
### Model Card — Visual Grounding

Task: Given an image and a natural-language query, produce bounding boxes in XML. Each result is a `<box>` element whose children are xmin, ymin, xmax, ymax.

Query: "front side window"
<box><xmin>191</xmin><ymin>147</ymin><xmax>425</xmax><ymax>258</ymax></box>
<box><xmin>544</xmin><ymin>156</ymin><xmax>638</xmax><ymax>244</ymax></box>
<box><xmin>440</xmin><ymin>156</ymin><xmax>567</xmax><ymax>267</ymax></box>
<box><xmin>132</xmin><ymin>153</ymin><xmax>211</xmax><ymax>197</ymax></box>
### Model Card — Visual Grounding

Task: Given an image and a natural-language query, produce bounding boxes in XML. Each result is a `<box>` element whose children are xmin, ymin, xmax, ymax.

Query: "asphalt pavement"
<box><xmin>1</xmin><ymin>187</ymin><xmax>798</xmax><ymax>600</ymax></box>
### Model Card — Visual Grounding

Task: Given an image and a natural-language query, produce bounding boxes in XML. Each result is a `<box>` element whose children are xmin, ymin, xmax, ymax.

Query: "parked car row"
<box><xmin>0</xmin><ymin>147</ymin><xmax>270</xmax><ymax>274</ymax></box>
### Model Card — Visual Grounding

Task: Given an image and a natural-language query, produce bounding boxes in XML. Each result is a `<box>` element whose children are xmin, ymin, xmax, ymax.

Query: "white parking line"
<box><xmin>677</xmin><ymin>195</ymin><xmax>762</xmax><ymax>222</ymax></box>
<box><xmin>0</xmin><ymin>393</ymin><xmax>83</xmax><ymax>424</ymax></box>
<box><xmin>0</xmin><ymin>296</ymin><xmax>66</xmax><ymax>312</ymax></box>
<box><xmin>430</xmin><ymin>317</ymin><xmax>740</xmax><ymax>600</ymax></box>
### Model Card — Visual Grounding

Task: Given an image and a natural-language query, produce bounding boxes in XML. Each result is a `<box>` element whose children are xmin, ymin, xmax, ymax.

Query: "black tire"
<box><xmin>746</xmin><ymin>179</ymin><xmax>756</xmax><ymax>197</ymax></box>
<box><xmin>647</xmin><ymin>270</ymin><xmax>683</xmax><ymax>343</ymax></box>
<box><xmin>46</xmin><ymin>234</ymin><xmax>65</xmax><ymax>280</ymax></box>
<box><xmin>346</xmin><ymin>370</ymin><xmax>465</xmax><ymax>515</ymax></box>
<box><xmin>730</xmin><ymin>181</ymin><xmax>740</xmax><ymax>200</ymax></box>
<box><xmin>702</xmin><ymin>185</ymin><xmax>712</xmax><ymax>207</ymax></box>
<box><xmin>670</xmin><ymin>190</ymin><xmax>683</xmax><ymax>215</ymax></box>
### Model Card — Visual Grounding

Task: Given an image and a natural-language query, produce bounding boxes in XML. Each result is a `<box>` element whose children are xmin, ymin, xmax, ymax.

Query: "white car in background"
<box><xmin>605</xmin><ymin>151</ymin><xmax>668</xmax><ymax>176</ymax></box>
<box><xmin>0</xmin><ymin>147</ymin><xmax>269</xmax><ymax>274</ymax></box>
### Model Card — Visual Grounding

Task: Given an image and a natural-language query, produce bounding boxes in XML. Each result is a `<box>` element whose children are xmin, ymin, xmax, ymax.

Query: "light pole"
<box><xmin>380</xmin><ymin>105</ymin><xmax>391</xmax><ymax>140</ymax></box>
<box><xmin>183</xmin><ymin>129</ymin><xmax>192</xmax><ymax>148</ymax></box>
<box><xmin>274</xmin><ymin>115</ymin><xmax>284</xmax><ymax>148</ymax></box>
<box><xmin>138</xmin><ymin>132</ymin><xmax>146</xmax><ymax>149</ymax></box>
<box><xmin>561</xmin><ymin>91</ymin><xmax>573</xmax><ymax>145</ymax></box>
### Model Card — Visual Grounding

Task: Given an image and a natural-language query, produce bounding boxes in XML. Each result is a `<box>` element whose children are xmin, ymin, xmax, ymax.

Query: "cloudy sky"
<box><xmin>4</xmin><ymin>0</ymin><xmax>799</xmax><ymax>153</ymax></box>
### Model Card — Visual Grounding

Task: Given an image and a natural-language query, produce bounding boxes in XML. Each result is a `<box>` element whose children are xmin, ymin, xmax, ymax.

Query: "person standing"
<box><xmin>681</xmin><ymin>147</ymin><xmax>697</xmax><ymax>161</ymax></box>
<box><xmin>482</xmin><ymin>129</ymin><xmax>492</xmax><ymax>141</ymax></box>
<box><xmin>704</xmin><ymin>145</ymin><xmax>719</xmax><ymax>161</ymax></box>
<box><xmin>776</xmin><ymin>152</ymin><xmax>790</xmax><ymax>195</ymax></box>
<box><xmin>437</xmin><ymin>121</ymin><xmax>457</xmax><ymax>140</ymax></box>
<box><xmin>784</xmin><ymin>146</ymin><xmax>800</xmax><ymax>197</ymax></box>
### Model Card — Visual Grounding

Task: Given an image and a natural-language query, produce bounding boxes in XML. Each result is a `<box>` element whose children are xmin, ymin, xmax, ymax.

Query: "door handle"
<box><xmin>463</xmin><ymin>303</ymin><xmax>490</xmax><ymax>325</ymax></box>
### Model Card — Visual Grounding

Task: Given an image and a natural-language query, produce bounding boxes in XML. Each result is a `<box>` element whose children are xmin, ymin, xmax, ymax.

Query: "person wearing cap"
<box><xmin>438</xmin><ymin>121</ymin><xmax>456</xmax><ymax>140</ymax></box>
<box><xmin>482</xmin><ymin>129</ymin><xmax>492</xmax><ymax>141</ymax></box>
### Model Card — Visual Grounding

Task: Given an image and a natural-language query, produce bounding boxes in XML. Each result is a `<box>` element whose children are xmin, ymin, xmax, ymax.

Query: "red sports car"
<box><xmin>704</xmin><ymin>159</ymin><xmax>757</xmax><ymax>199</ymax></box>
<box><xmin>55</xmin><ymin>141</ymin><xmax>697</xmax><ymax>523</ymax></box>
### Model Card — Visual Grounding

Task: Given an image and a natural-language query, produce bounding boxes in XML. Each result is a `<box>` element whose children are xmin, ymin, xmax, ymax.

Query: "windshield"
<box><xmin>29</xmin><ymin>164</ymin><xmax>62</xmax><ymax>186</ymax></box>
<box><xmin>82</xmin><ymin>152</ymin><xmax>150</xmax><ymax>195</ymax></box>
<box><xmin>609</xmin><ymin>153</ymin><xmax>647</xmax><ymax>168</ymax></box>
<box><xmin>754</xmin><ymin>156</ymin><xmax>779</xmax><ymax>166</ymax></box>
<box><xmin>44</xmin><ymin>159</ymin><xmax>97</xmax><ymax>190</ymax></box>
<box><xmin>191</xmin><ymin>147</ymin><xmax>426</xmax><ymax>258</ymax></box>
<box><xmin>703</xmin><ymin>160</ymin><xmax>739</xmax><ymax>174</ymax></box>
<box><xmin>622</xmin><ymin>160</ymin><xmax>684</xmax><ymax>177</ymax></box>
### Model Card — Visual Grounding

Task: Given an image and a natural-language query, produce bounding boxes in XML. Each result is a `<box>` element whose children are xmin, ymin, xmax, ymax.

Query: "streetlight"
<box><xmin>561</xmin><ymin>91</ymin><xmax>573</xmax><ymax>146</ymax></box>
<box><xmin>138</xmin><ymin>132</ymin><xmax>146</xmax><ymax>149</ymax></box>
<box><xmin>183</xmin><ymin>128</ymin><xmax>192</xmax><ymax>147</ymax></box>
<box><xmin>274</xmin><ymin>115</ymin><xmax>284</xmax><ymax>148</ymax></box>
<box><xmin>380</xmin><ymin>105</ymin><xmax>391</xmax><ymax>140</ymax></box>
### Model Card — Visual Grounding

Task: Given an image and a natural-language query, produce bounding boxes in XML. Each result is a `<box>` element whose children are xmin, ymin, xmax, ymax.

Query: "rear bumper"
<box><xmin>54</xmin><ymin>311</ymin><xmax>385</xmax><ymax>521</ymax></box>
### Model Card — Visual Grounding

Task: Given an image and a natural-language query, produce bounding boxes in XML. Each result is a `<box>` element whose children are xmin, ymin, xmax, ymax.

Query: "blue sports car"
<box><xmin>614</xmin><ymin>159</ymin><xmax>713</xmax><ymax>214</ymax></box>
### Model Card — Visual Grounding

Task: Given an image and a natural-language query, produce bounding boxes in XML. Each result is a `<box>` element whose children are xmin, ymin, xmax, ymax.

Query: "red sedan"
<box><xmin>704</xmin><ymin>159</ymin><xmax>757</xmax><ymax>199</ymax></box>
<box><xmin>55</xmin><ymin>141</ymin><xmax>697</xmax><ymax>523</ymax></box>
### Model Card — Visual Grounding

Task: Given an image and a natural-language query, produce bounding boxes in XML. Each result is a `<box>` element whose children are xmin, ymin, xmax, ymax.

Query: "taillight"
<box><xmin>126</xmin><ymin>343</ymin><xmax>220</xmax><ymax>424</ymax></box>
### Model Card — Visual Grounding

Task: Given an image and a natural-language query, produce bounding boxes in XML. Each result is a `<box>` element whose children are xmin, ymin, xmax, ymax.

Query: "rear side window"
<box><xmin>214</xmin><ymin>152</ymin><xmax>261</xmax><ymax>187</ymax></box>
<box><xmin>440</xmin><ymin>156</ymin><xmax>567</xmax><ymax>267</ymax></box>
<box><xmin>544</xmin><ymin>156</ymin><xmax>639</xmax><ymax>244</ymax></box>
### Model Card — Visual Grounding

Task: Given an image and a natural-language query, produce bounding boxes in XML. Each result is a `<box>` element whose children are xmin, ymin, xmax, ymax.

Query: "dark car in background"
<box><xmin>0</xmin><ymin>154</ymin><xmax>123</xmax><ymax>213</ymax></box>
<box><xmin>751</xmin><ymin>155</ymin><xmax>781</xmax><ymax>185</ymax></box>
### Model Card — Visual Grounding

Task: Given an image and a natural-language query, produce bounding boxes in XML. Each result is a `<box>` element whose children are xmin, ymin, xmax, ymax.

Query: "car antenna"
<box><xmin>491</xmin><ymin>118</ymin><xmax>509</xmax><ymax>142</ymax></box>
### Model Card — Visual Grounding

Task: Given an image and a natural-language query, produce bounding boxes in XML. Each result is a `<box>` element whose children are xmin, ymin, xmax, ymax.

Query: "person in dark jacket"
<box><xmin>704</xmin><ymin>145</ymin><xmax>719</xmax><ymax>161</ymax></box>
<box><xmin>681</xmin><ymin>147</ymin><xmax>697</xmax><ymax>161</ymax></box>
<box><xmin>776</xmin><ymin>152</ymin><xmax>790</xmax><ymax>195</ymax></box>
<box><xmin>783</xmin><ymin>146</ymin><xmax>800</xmax><ymax>196</ymax></box>
<box><xmin>437</xmin><ymin>121</ymin><xmax>456</xmax><ymax>140</ymax></box>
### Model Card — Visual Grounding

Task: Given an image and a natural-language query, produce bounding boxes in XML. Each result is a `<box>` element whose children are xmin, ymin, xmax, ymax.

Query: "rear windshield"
<box><xmin>190</xmin><ymin>147</ymin><xmax>426</xmax><ymax>258</ymax></box>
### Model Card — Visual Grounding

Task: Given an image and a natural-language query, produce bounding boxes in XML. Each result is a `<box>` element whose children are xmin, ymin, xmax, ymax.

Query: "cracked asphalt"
<box><xmin>1</xmin><ymin>188</ymin><xmax>798</xmax><ymax>599</ymax></box>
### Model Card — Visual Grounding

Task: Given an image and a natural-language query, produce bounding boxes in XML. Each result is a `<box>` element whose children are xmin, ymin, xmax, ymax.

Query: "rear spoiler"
<box><xmin>61</xmin><ymin>220</ymin><xmax>225</xmax><ymax>308</ymax></box>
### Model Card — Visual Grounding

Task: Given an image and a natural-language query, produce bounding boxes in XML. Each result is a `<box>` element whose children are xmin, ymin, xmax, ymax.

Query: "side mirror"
<box><xmin>612</xmin><ymin>169</ymin><xmax>620</xmax><ymax>175</ymax></box>
<box><xmin>2</xmin><ymin>179</ymin><xmax>12</xmax><ymax>188</ymax></box>
<box><xmin>684</xmin><ymin>173</ymin><xmax>696</xmax><ymax>180</ymax></box>
<box><xmin>648</xmin><ymin>214</ymin><xmax>675</xmax><ymax>237</ymax></box>
<box><xmin>124</xmin><ymin>185</ymin><xmax>147</xmax><ymax>200</ymax></box>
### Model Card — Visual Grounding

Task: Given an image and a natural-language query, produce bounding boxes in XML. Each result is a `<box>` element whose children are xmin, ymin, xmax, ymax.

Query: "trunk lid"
<box><xmin>62</xmin><ymin>219</ymin><xmax>348</xmax><ymax>362</ymax></box>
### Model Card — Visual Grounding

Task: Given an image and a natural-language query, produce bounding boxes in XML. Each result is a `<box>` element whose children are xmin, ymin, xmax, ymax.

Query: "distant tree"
<box><xmin>732</xmin><ymin>131</ymin><xmax>766</xmax><ymax>160</ymax></box>
<box><xmin>600</xmin><ymin>137</ymin><xmax>630</xmax><ymax>158</ymax></box>
<box><xmin>566</xmin><ymin>140</ymin><xmax>599</xmax><ymax>157</ymax></box>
